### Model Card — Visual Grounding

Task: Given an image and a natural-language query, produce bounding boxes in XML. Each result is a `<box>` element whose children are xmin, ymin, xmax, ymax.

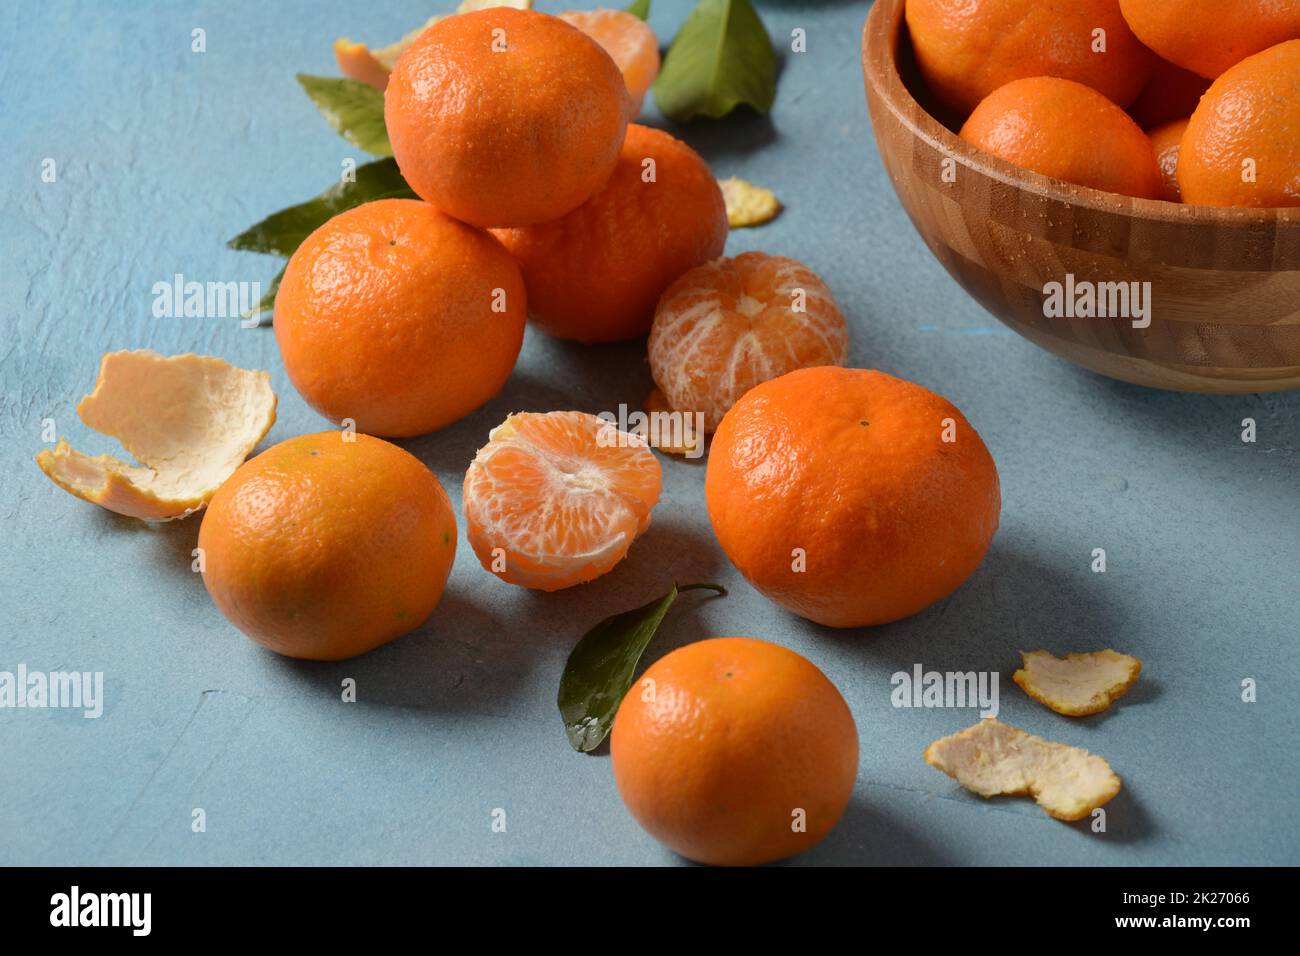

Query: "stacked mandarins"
<box><xmin>904</xmin><ymin>0</ymin><xmax>1300</xmax><ymax>207</ymax></box>
<box><xmin>219</xmin><ymin>8</ymin><xmax>732</xmax><ymax>659</ymax></box>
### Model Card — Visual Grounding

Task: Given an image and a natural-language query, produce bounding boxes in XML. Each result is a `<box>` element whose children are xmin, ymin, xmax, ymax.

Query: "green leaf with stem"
<box><xmin>625</xmin><ymin>0</ymin><xmax>651</xmax><ymax>20</ymax></box>
<box><xmin>558</xmin><ymin>582</ymin><xmax>725</xmax><ymax>753</ymax></box>
<box><xmin>227</xmin><ymin>158</ymin><xmax>415</xmax><ymax>258</ymax></box>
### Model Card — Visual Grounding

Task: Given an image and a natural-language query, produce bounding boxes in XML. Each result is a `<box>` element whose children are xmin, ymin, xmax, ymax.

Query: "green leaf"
<box><xmin>625</xmin><ymin>0</ymin><xmax>651</xmax><ymax>20</ymax></box>
<box><xmin>653</xmin><ymin>0</ymin><xmax>777</xmax><ymax>121</ymax></box>
<box><xmin>558</xmin><ymin>582</ymin><xmax>725</xmax><ymax>753</ymax></box>
<box><xmin>296</xmin><ymin>74</ymin><xmax>392</xmax><ymax>156</ymax></box>
<box><xmin>227</xmin><ymin>158</ymin><xmax>416</xmax><ymax>258</ymax></box>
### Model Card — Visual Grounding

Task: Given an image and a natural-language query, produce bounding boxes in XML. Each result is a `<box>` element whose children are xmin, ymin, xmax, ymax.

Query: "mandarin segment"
<box><xmin>462</xmin><ymin>411</ymin><xmax>662</xmax><ymax>591</ymax></box>
<box><xmin>611</xmin><ymin>637</ymin><xmax>859</xmax><ymax>866</ymax></box>
<box><xmin>960</xmin><ymin>77</ymin><xmax>1163</xmax><ymax>200</ymax></box>
<box><xmin>198</xmin><ymin>432</ymin><xmax>457</xmax><ymax>661</ymax></box>
<box><xmin>648</xmin><ymin>252</ymin><xmax>849</xmax><ymax>432</ymax></box>
<box><xmin>705</xmin><ymin>367</ymin><xmax>1000</xmax><ymax>628</ymax></box>
<box><xmin>384</xmin><ymin>7</ymin><xmax>629</xmax><ymax>227</ymax></box>
<box><xmin>274</xmin><ymin>198</ymin><xmax>525</xmax><ymax>438</ymax></box>
<box><xmin>906</xmin><ymin>0</ymin><xmax>1154</xmax><ymax>113</ymax></box>
<box><xmin>493</xmin><ymin>124</ymin><xmax>728</xmax><ymax>343</ymax></box>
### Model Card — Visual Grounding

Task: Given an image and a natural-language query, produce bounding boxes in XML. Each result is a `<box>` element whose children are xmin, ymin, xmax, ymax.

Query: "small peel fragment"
<box><xmin>35</xmin><ymin>350</ymin><xmax>276</xmax><ymax>522</ymax></box>
<box><xmin>719</xmin><ymin>177</ymin><xmax>782</xmax><ymax>228</ymax></box>
<box><xmin>1014</xmin><ymin>649</ymin><xmax>1142</xmax><ymax>717</ymax></box>
<box><xmin>641</xmin><ymin>388</ymin><xmax>704</xmax><ymax>458</ymax></box>
<box><xmin>335</xmin><ymin>1</ymin><xmax>534</xmax><ymax>90</ymax></box>
<box><xmin>924</xmin><ymin>718</ymin><xmax>1121</xmax><ymax>822</ymax></box>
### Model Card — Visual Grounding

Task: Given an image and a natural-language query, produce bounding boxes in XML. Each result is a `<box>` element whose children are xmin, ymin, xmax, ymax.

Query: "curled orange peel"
<box><xmin>35</xmin><ymin>350</ymin><xmax>277</xmax><ymax>522</ymax></box>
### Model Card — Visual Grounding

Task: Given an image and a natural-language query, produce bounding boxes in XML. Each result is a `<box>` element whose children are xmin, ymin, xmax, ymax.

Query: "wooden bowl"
<box><xmin>862</xmin><ymin>0</ymin><xmax>1300</xmax><ymax>392</ymax></box>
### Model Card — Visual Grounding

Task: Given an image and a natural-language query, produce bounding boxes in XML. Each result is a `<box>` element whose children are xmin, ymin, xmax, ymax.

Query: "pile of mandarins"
<box><xmin>906</xmin><ymin>0</ymin><xmax>1300</xmax><ymax>206</ymax></box>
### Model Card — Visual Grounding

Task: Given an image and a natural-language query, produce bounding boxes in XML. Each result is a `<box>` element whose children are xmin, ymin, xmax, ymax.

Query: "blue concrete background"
<box><xmin>2</xmin><ymin>0</ymin><xmax>1297</xmax><ymax>866</ymax></box>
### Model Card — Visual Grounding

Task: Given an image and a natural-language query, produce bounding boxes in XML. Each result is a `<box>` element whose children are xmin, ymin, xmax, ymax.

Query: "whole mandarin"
<box><xmin>1119</xmin><ymin>0</ymin><xmax>1300</xmax><ymax>79</ymax></box>
<box><xmin>705</xmin><ymin>367</ymin><xmax>1001</xmax><ymax>628</ymax></box>
<box><xmin>906</xmin><ymin>0</ymin><xmax>1154</xmax><ymax>114</ymax></box>
<box><xmin>1178</xmin><ymin>40</ymin><xmax>1300</xmax><ymax>207</ymax></box>
<box><xmin>199</xmin><ymin>432</ymin><xmax>457</xmax><ymax>661</ymax></box>
<box><xmin>611</xmin><ymin>637</ymin><xmax>858</xmax><ymax>866</ymax></box>
<box><xmin>960</xmin><ymin>77</ymin><xmax>1163</xmax><ymax>199</ymax></box>
<box><xmin>493</xmin><ymin>124</ymin><xmax>727</xmax><ymax>343</ymax></box>
<box><xmin>274</xmin><ymin>199</ymin><xmax>525</xmax><ymax>438</ymax></box>
<box><xmin>384</xmin><ymin>8</ymin><xmax>629</xmax><ymax>227</ymax></box>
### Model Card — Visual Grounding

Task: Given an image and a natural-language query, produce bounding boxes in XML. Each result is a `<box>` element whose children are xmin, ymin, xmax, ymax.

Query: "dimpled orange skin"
<box><xmin>493</xmin><ymin>124</ymin><xmax>728</xmax><ymax>343</ymax></box>
<box><xmin>1149</xmin><ymin>118</ymin><xmax>1189</xmax><ymax>202</ymax></box>
<box><xmin>610</xmin><ymin>637</ymin><xmax>859</xmax><ymax>866</ymax></box>
<box><xmin>274</xmin><ymin>199</ymin><xmax>525</xmax><ymax>438</ymax></box>
<box><xmin>905</xmin><ymin>0</ymin><xmax>1154</xmax><ymax>115</ymax></box>
<box><xmin>1119</xmin><ymin>0</ymin><xmax>1300</xmax><ymax>79</ymax></box>
<box><xmin>1178</xmin><ymin>40</ymin><xmax>1300</xmax><ymax>208</ymax></box>
<box><xmin>198</xmin><ymin>433</ymin><xmax>458</xmax><ymax>661</ymax></box>
<box><xmin>384</xmin><ymin>8</ymin><xmax>629</xmax><ymax>228</ymax></box>
<box><xmin>706</xmin><ymin>367</ymin><xmax>1001</xmax><ymax>628</ymax></box>
<box><xmin>960</xmin><ymin>77</ymin><xmax>1163</xmax><ymax>200</ymax></box>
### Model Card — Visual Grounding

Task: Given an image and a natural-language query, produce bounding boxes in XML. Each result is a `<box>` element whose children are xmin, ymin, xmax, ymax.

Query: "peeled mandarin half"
<box><xmin>35</xmin><ymin>350</ymin><xmax>276</xmax><ymax>521</ymax></box>
<box><xmin>462</xmin><ymin>411</ymin><xmax>662</xmax><ymax>591</ymax></box>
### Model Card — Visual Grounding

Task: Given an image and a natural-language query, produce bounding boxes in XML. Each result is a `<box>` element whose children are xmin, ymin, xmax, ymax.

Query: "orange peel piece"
<box><xmin>641</xmin><ymin>388</ymin><xmax>704</xmax><ymax>458</ymax></box>
<box><xmin>1014</xmin><ymin>649</ymin><xmax>1143</xmax><ymax>717</ymax></box>
<box><xmin>719</xmin><ymin>177</ymin><xmax>782</xmax><ymax>228</ymax></box>
<box><xmin>335</xmin><ymin>2</ymin><xmax>534</xmax><ymax>90</ymax></box>
<box><xmin>924</xmin><ymin>717</ymin><xmax>1121</xmax><ymax>822</ymax></box>
<box><xmin>35</xmin><ymin>350</ymin><xmax>276</xmax><ymax>522</ymax></box>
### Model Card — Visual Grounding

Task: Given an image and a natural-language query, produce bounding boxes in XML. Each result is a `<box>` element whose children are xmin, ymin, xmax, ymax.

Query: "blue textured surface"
<box><xmin>2</xmin><ymin>0</ymin><xmax>1298</xmax><ymax>866</ymax></box>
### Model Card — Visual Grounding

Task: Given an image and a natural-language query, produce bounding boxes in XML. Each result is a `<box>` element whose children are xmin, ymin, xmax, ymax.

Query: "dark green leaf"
<box><xmin>558</xmin><ymin>582</ymin><xmax>725</xmax><ymax>752</ymax></box>
<box><xmin>227</xmin><ymin>158</ymin><xmax>416</xmax><ymax>258</ymax></box>
<box><xmin>296</xmin><ymin>74</ymin><xmax>392</xmax><ymax>156</ymax></box>
<box><xmin>625</xmin><ymin>0</ymin><xmax>651</xmax><ymax>20</ymax></box>
<box><xmin>653</xmin><ymin>0</ymin><xmax>777</xmax><ymax>121</ymax></box>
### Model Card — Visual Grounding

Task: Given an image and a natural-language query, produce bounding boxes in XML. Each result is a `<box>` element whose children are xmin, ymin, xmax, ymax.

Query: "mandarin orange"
<box><xmin>1119</xmin><ymin>0</ymin><xmax>1300</xmax><ymax>79</ymax></box>
<box><xmin>493</xmin><ymin>124</ymin><xmax>727</xmax><ymax>343</ymax></box>
<box><xmin>960</xmin><ymin>77</ymin><xmax>1163</xmax><ymax>199</ymax></box>
<box><xmin>274</xmin><ymin>199</ymin><xmax>525</xmax><ymax>438</ymax></box>
<box><xmin>199</xmin><ymin>432</ymin><xmax>457</xmax><ymax>661</ymax></box>
<box><xmin>385</xmin><ymin>8</ymin><xmax>629</xmax><ymax>227</ymax></box>
<box><xmin>611</xmin><ymin>637</ymin><xmax>858</xmax><ymax>866</ymax></box>
<box><xmin>705</xmin><ymin>367</ymin><xmax>1000</xmax><ymax>628</ymax></box>
<box><xmin>1178</xmin><ymin>40</ymin><xmax>1300</xmax><ymax>207</ymax></box>
<box><xmin>906</xmin><ymin>0</ymin><xmax>1154</xmax><ymax>114</ymax></box>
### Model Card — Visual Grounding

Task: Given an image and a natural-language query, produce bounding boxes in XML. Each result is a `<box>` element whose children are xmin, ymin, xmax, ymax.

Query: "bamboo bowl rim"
<box><xmin>863</xmin><ymin>0</ymin><xmax>1300</xmax><ymax>230</ymax></box>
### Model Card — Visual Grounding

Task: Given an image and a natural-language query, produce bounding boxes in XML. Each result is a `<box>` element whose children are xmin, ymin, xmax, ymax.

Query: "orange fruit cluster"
<box><xmin>95</xmin><ymin>6</ymin><xmax>1029</xmax><ymax>867</ymax></box>
<box><xmin>906</xmin><ymin>0</ymin><xmax>1300</xmax><ymax>207</ymax></box>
